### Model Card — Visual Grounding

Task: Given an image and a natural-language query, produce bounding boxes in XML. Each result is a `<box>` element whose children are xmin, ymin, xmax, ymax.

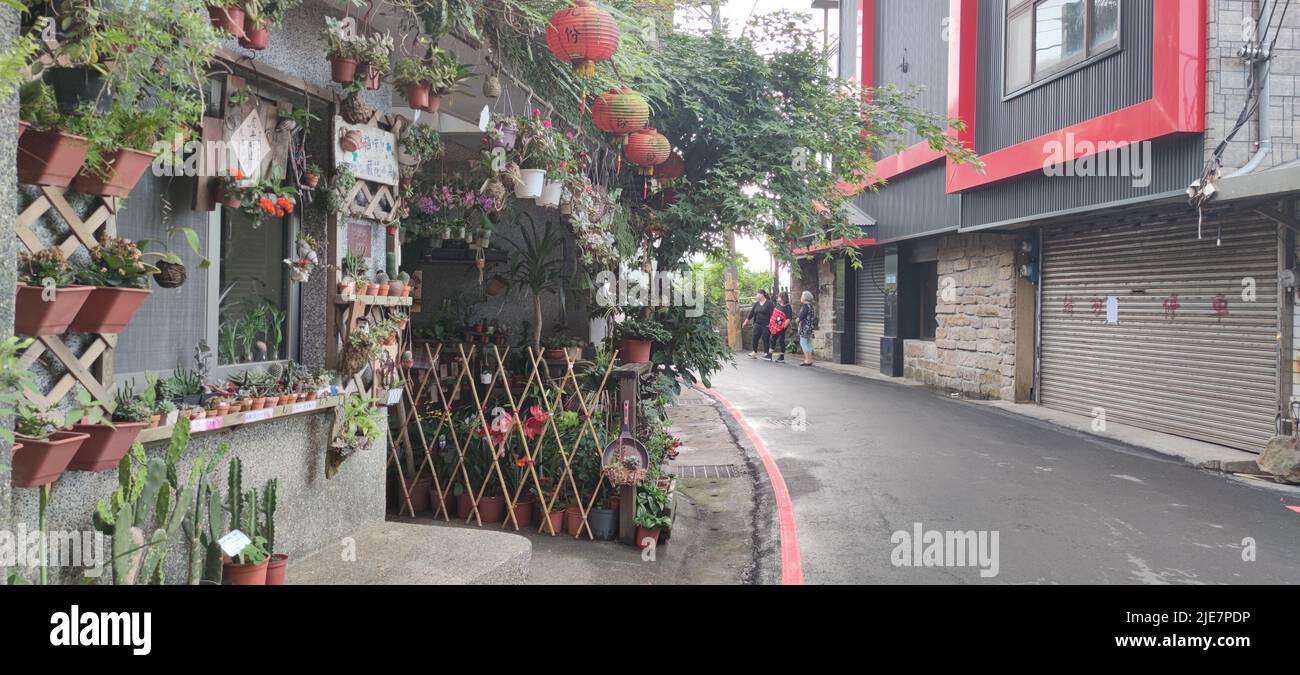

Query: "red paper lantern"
<box><xmin>545</xmin><ymin>0</ymin><xmax>620</xmax><ymax>78</ymax></box>
<box><xmin>655</xmin><ymin>152</ymin><xmax>685</xmax><ymax>184</ymax></box>
<box><xmin>591</xmin><ymin>86</ymin><xmax>650</xmax><ymax>145</ymax></box>
<box><xmin>624</xmin><ymin>127</ymin><xmax>670</xmax><ymax>176</ymax></box>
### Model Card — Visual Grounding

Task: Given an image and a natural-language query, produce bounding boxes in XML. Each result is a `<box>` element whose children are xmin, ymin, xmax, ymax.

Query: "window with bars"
<box><xmin>1004</xmin><ymin>0</ymin><xmax>1120</xmax><ymax>96</ymax></box>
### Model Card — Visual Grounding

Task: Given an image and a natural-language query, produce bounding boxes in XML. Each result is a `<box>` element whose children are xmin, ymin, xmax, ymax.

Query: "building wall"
<box><xmin>1207</xmin><ymin>0</ymin><xmax>1300</xmax><ymax>169</ymax></box>
<box><xmin>904</xmin><ymin>233</ymin><xmax>1018</xmax><ymax>400</ymax></box>
<box><xmin>0</xmin><ymin>6</ymin><xmax>20</xmax><ymax>580</ymax></box>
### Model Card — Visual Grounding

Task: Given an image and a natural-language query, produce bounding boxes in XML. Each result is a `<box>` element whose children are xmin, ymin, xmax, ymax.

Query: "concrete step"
<box><xmin>288</xmin><ymin>520</ymin><xmax>531</xmax><ymax>585</ymax></box>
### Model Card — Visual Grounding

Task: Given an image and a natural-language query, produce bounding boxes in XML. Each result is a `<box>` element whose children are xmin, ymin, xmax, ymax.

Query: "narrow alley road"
<box><xmin>707</xmin><ymin>359</ymin><xmax>1300</xmax><ymax>584</ymax></box>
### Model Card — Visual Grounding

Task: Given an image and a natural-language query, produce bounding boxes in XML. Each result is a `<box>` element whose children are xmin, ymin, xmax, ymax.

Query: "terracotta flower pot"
<box><xmin>71</xmin><ymin>148</ymin><xmax>157</xmax><ymax>198</ymax></box>
<box><xmin>564</xmin><ymin>505</ymin><xmax>585</xmax><ymax>537</ymax></box>
<box><xmin>376</xmin><ymin>284</ymin><xmax>390</xmax><ymax>297</ymax></box>
<box><xmin>508</xmin><ymin>498</ymin><xmax>534</xmax><ymax>530</ymax></box>
<box><xmin>15</xmin><ymin>284</ymin><xmax>94</xmax><ymax>336</ymax></box>
<box><xmin>223</xmin><ymin>559</ymin><xmax>268</xmax><ymax>585</ymax></box>
<box><xmin>238</xmin><ymin>17</ymin><xmax>269</xmax><ymax>49</ymax></box>
<box><xmin>303</xmin><ymin>173</ymin><xmax>320</xmax><ymax>189</ymax></box>
<box><xmin>618</xmin><ymin>338</ymin><xmax>652</xmax><ymax>364</ymax></box>
<box><xmin>69</xmin><ymin>286</ymin><xmax>152</xmax><ymax>334</ymax></box>
<box><xmin>423</xmin><ymin>95</ymin><xmax>443</xmax><ymax>114</ymax></box>
<box><xmin>215</xmin><ymin>404</ymin><xmax>230</xmax><ymax>416</ymax></box>
<box><xmin>17</xmin><ymin>129</ymin><xmax>89</xmax><ymax>187</ymax></box>
<box><xmin>478</xmin><ymin>495</ymin><xmax>505</xmax><ymax>523</ymax></box>
<box><xmin>68</xmin><ymin>421</ymin><xmax>147</xmax><ymax>472</ymax></box>
<box><xmin>546</xmin><ymin>509</ymin><xmax>565</xmax><ymax>536</ymax></box>
<box><xmin>636</xmin><ymin>527</ymin><xmax>661</xmax><ymax>550</ymax></box>
<box><xmin>403</xmin><ymin>83</ymin><xmax>431</xmax><ymax>110</ymax></box>
<box><xmin>363</xmin><ymin>64</ymin><xmax>381</xmax><ymax>90</ymax></box>
<box><xmin>250</xmin><ymin>398</ymin><xmax>264</xmax><ymax>410</ymax></box>
<box><xmin>207</xmin><ymin>4</ymin><xmax>246</xmax><ymax>37</ymax></box>
<box><xmin>265</xmin><ymin>553</ymin><xmax>289</xmax><ymax>585</ymax></box>
<box><xmin>149</xmin><ymin>414</ymin><xmax>161</xmax><ymax>429</ymax></box>
<box><xmin>401</xmin><ymin>476</ymin><xmax>432</xmax><ymax>514</ymax></box>
<box><xmin>11</xmin><ymin>431</ymin><xmax>90</xmax><ymax>488</ymax></box>
<box><xmin>330</xmin><ymin>55</ymin><xmax>358</xmax><ymax>84</ymax></box>
<box><xmin>18</xmin><ymin>120</ymin><xmax>28</xmax><ymax>140</ymax></box>
<box><xmin>544</xmin><ymin>349</ymin><xmax>565</xmax><ymax>360</ymax></box>
<box><xmin>456</xmin><ymin>491</ymin><xmax>474</xmax><ymax>518</ymax></box>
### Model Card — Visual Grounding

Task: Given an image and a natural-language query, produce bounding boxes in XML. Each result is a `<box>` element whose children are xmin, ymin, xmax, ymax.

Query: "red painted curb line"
<box><xmin>695</xmin><ymin>384</ymin><xmax>804</xmax><ymax>585</ymax></box>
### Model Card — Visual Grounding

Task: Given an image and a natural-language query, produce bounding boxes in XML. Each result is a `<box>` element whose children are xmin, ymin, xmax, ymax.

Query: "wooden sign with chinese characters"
<box><xmin>333</xmin><ymin>116</ymin><xmax>398</xmax><ymax>186</ymax></box>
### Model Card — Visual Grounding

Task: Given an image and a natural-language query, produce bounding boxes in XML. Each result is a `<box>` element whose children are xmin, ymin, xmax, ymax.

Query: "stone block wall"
<box><xmin>904</xmin><ymin>233</ymin><xmax>1018</xmax><ymax>400</ymax></box>
<box><xmin>1206</xmin><ymin>0</ymin><xmax>1300</xmax><ymax>169</ymax></box>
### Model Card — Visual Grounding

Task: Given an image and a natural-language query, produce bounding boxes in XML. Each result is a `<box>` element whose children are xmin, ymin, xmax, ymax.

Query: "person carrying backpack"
<box><xmin>769</xmin><ymin>291</ymin><xmax>794</xmax><ymax>363</ymax></box>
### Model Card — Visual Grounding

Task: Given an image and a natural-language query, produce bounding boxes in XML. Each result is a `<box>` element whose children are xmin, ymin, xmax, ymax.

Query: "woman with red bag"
<box><xmin>768</xmin><ymin>291</ymin><xmax>794</xmax><ymax>363</ymax></box>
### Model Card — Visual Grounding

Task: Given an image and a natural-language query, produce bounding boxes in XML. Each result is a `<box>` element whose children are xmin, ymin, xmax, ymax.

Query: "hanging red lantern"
<box><xmin>591</xmin><ymin>86</ymin><xmax>649</xmax><ymax>145</ymax></box>
<box><xmin>545</xmin><ymin>0</ymin><xmax>620</xmax><ymax>79</ymax></box>
<box><xmin>624</xmin><ymin>127</ymin><xmax>671</xmax><ymax>176</ymax></box>
<box><xmin>655</xmin><ymin>151</ymin><xmax>685</xmax><ymax>185</ymax></box>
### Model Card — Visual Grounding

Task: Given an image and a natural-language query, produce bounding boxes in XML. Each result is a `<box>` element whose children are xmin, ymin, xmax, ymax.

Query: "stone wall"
<box><xmin>904</xmin><ymin>233</ymin><xmax>1018</xmax><ymax>400</ymax></box>
<box><xmin>1</xmin><ymin>6</ymin><xmax>19</xmax><ymax>580</ymax></box>
<box><xmin>1206</xmin><ymin>0</ymin><xmax>1300</xmax><ymax>168</ymax></box>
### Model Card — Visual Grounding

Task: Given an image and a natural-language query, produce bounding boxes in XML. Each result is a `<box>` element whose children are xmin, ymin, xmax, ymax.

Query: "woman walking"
<box><xmin>743</xmin><ymin>290</ymin><xmax>773</xmax><ymax>359</ymax></box>
<box><xmin>797</xmin><ymin>290</ymin><xmax>815</xmax><ymax>366</ymax></box>
<box><xmin>769</xmin><ymin>291</ymin><xmax>794</xmax><ymax>363</ymax></box>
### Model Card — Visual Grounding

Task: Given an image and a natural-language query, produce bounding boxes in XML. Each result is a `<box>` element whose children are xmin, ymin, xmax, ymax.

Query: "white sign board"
<box><xmin>333</xmin><ymin>116</ymin><xmax>399</xmax><ymax>186</ymax></box>
<box><xmin>229</xmin><ymin>110</ymin><xmax>270</xmax><ymax>180</ymax></box>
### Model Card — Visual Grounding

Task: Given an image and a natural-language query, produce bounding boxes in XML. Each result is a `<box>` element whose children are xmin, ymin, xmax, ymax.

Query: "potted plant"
<box><xmin>70</xmin><ymin>235</ymin><xmax>157</xmax><ymax>335</ymax></box>
<box><xmin>12</xmin><ymin>390</ymin><xmax>110</xmax><ymax>488</ymax></box>
<box><xmin>157</xmin><ymin>400</ymin><xmax>179</xmax><ymax>427</ymax></box>
<box><xmin>613</xmin><ymin>315</ymin><xmax>671</xmax><ymax>364</ymax></box>
<box><xmin>223</xmin><ymin>460</ymin><xmax>271</xmax><ymax>585</ymax></box>
<box><xmin>323</xmin><ymin>17</ymin><xmax>364</xmax><ymax>84</ymax></box>
<box><xmin>488</xmin><ymin>113</ymin><xmax>520</xmax><ymax>150</ymax></box>
<box><xmin>239</xmin><ymin>0</ymin><xmax>301</xmax><ymax>51</ymax></box>
<box><xmin>634</xmin><ymin>482</ymin><xmax>672</xmax><ymax>550</ymax></box>
<box><xmin>355</xmin><ymin>31</ymin><xmax>394</xmax><ymax>91</ymax></box>
<box><xmin>263</xmin><ymin>478</ymin><xmax>290</xmax><ymax>585</ymax></box>
<box><xmin>70</xmin><ymin>378</ymin><xmax>155</xmax><ymax>472</ymax></box>
<box><xmin>71</xmin><ymin>98</ymin><xmax>188</xmax><ymax>198</ymax></box>
<box><xmin>393</xmin><ymin>58</ymin><xmax>433</xmax><ymax>110</ymax></box>
<box><xmin>219</xmin><ymin>168</ymin><xmax>248</xmax><ymax>208</ymax></box>
<box><xmin>207</xmin><ymin>1</ymin><xmax>247</xmax><ymax>38</ymax></box>
<box><xmin>424</xmin><ymin>46</ymin><xmax>474</xmax><ymax>113</ymax></box>
<box><xmin>16</xmin><ymin>81</ymin><xmax>90</xmax><ymax>187</ymax></box>
<box><xmin>503</xmin><ymin>219</ymin><xmax>564</xmax><ymax>354</ymax></box>
<box><xmin>302</xmin><ymin>163</ymin><xmax>322</xmax><ymax>189</ymax></box>
<box><xmin>15</xmin><ymin>247</ymin><xmax>95</xmax><ymax>337</ymax></box>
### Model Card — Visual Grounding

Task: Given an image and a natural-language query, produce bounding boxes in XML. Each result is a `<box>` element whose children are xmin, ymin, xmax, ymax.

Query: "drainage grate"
<box><xmin>671</xmin><ymin>464</ymin><xmax>742</xmax><ymax>480</ymax></box>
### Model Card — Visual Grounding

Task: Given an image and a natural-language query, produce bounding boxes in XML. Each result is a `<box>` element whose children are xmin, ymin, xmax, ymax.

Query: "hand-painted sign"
<box><xmin>333</xmin><ymin>116</ymin><xmax>398</xmax><ymax>186</ymax></box>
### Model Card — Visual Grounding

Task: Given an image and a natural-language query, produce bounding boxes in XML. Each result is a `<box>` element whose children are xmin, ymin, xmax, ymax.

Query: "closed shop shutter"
<box><xmin>855</xmin><ymin>256</ymin><xmax>886</xmax><ymax>367</ymax></box>
<box><xmin>1040</xmin><ymin>216</ymin><xmax>1280</xmax><ymax>452</ymax></box>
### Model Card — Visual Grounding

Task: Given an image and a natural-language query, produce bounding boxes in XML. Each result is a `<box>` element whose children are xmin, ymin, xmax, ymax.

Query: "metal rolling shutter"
<box><xmin>855</xmin><ymin>256</ymin><xmax>886</xmax><ymax>367</ymax></box>
<box><xmin>1040</xmin><ymin>217</ymin><xmax>1280</xmax><ymax>452</ymax></box>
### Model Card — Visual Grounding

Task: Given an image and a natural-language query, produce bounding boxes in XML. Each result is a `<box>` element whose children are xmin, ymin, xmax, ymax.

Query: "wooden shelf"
<box><xmin>135</xmin><ymin>395</ymin><xmax>345</xmax><ymax>444</ymax></box>
<box><xmin>334</xmin><ymin>294</ymin><xmax>414</xmax><ymax>307</ymax></box>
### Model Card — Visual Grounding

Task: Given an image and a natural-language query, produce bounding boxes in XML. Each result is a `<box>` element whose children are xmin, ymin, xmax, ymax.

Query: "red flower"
<box><xmin>258</xmin><ymin>196</ymin><xmax>274</xmax><ymax>214</ymax></box>
<box><xmin>229</xmin><ymin>168</ymin><xmax>244</xmax><ymax>180</ymax></box>
<box><xmin>542</xmin><ymin>120</ymin><xmax>552</xmax><ymax>129</ymax></box>
<box><xmin>523</xmin><ymin>405</ymin><xmax>551</xmax><ymax>440</ymax></box>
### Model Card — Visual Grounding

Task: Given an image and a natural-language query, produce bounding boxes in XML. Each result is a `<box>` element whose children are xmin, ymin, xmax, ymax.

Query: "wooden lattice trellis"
<box><xmin>14</xmin><ymin>185</ymin><xmax>119</xmax><ymax>411</ymax></box>
<box><xmin>386</xmin><ymin>345</ymin><xmax>620</xmax><ymax>538</ymax></box>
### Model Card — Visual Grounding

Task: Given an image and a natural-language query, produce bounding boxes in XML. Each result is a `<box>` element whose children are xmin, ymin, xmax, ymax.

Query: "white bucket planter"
<box><xmin>515</xmin><ymin>169</ymin><xmax>546</xmax><ymax>199</ymax></box>
<box><xmin>537</xmin><ymin>180</ymin><xmax>564</xmax><ymax>208</ymax></box>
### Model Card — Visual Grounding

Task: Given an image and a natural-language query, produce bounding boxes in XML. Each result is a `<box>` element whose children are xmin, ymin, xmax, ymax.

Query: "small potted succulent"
<box><xmin>15</xmin><ymin>247</ymin><xmax>94</xmax><ymax>337</ymax></box>
<box><xmin>12</xmin><ymin>390</ymin><xmax>110</xmax><ymax>488</ymax></box>
<box><xmin>302</xmin><ymin>163</ymin><xmax>322</xmax><ymax>189</ymax></box>
<box><xmin>393</xmin><ymin>58</ymin><xmax>433</xmax><ymax>110</ymax></box>
<box><xmin>323</xmin><ymin>17</ymin><xmax>364</xmax><ymax>84</ymax></box>
<box><xmin>70</xmin><ymin>379</ymin><xmax>154</xmax><ymax>472</ymax></box>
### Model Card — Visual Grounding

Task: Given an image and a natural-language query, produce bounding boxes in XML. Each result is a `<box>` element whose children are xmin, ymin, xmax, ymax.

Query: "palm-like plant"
<box><xmin>503</xmin><ymin>217</ymin><xmax>564</xmax><ymax>354</ymax></box>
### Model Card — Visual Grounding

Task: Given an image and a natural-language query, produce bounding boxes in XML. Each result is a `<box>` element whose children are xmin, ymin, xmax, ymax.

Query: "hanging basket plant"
<box><xmin>207</xmin><ymin>2</ymin><xmax>247</xmax><ymax>39</ymax></box>
<box><xmin>323</xmin><ymin>17</ymin><xmax>363</xmax><ymax>84</ymax></box>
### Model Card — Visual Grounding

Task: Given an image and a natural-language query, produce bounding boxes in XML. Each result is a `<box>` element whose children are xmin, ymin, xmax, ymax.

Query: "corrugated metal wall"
<box><xmin>976</xmin><ymin>0</ymin><xmax>1154</xmax><ymax>153</ymax></box>
<box><xmin>1040</xmin><ymin>215</ymin><xmax>1281</xmax><ymax>452</ymax></box>
<box><xmin>961</xmin><ymin>135</ymin><xmax>1204</xmax><ymax>229</ymax></box>
<box><xmin>856</xmin><ymin>162</ymin><xmax>961</xmax><ymax>242</ymax></box>
<box><xmin>874</xmin><ymin>0</ymin><xmax>949</xmax><ymax>147</ymax></box>
<box><xmin>855</xmin><ymin>256</ymin><xmax>887</xmax><ymax>367</ymax></box>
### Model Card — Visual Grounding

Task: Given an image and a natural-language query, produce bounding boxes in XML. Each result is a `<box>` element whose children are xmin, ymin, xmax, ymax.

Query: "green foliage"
<box><xmin>400</xmin><ymin>123</ymin><xmax>443</xmax><ymax>166</ymax></box>
<box><xmin>0</xmin><ymin>336</ymin><xmax>36</xmax><ymax>446</ymax></box>
<box><xmin>77</xmin><ymin>234</ymin><xmax>158</xmax><ymax>289</ymax></box>
<box><xmin>15</xmin><ymin>389</ymin><xmax>111</xmax><ymax>441</ymax></box>
<box><xmin>503</xmin><ymin>219</ymin><xmax>564</xmax><ymax>351</ymax></box>
<box><xmin>613</xmin><ymin>315</ymin><xmax>672</xmax><ymax>344</ymax></box>
<box><xmin>333</xmin><ymin>393</ymin><xmax>382</xmax><ymax>452</ymax></box>
<box><xmin>18</xmin><ymin>247</ymin><xmax>75</xmax><ymax>287</ymax></box>
<box><xmin>635</xmin><ymin>481</ymin><xmax>672</xmax><ymax>531</ymax></box>
<box><xmin>651</xmin><ymin>304</ymin><xmax>734</xmax><ymax>390</ymax></box>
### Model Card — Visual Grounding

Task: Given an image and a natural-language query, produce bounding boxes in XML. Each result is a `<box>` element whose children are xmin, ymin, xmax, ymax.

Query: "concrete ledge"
<box><xmin>289</xmin><ymin>521</ymin><xmax>531</xmax><ymax>585</ymax></box>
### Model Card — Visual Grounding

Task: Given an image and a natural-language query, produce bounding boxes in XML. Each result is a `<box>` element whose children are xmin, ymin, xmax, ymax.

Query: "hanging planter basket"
<box><xmin>71</xmin><ymin>148</ymin><xmax>158</xmax><ymax>198</ymax></box>
<box><xmin>155</xmin><ymin>261</ymin><xmax>187</xmax><ymax>288</ymax></box>
<box><xmin>482</xmin><ymin>73</ymin><xmax>502</xmax><ymax>98</ymax></box>
<box><xmin>329</xmin><ymin>54</ymin><xmax>358</xmax><ymax>84</ymax></box>
<box><xmin>238</xmin><ymin>17</ymin><xmax>270</xmax><ymax>50</ymax></box>
<box><xmin>403</xmin><ymin>83</ymin><xmax>431</xmax><ymax>110</ymax></box>
<box><xmin>422</xmin><ymin>95</ymin><xmax>443</xmax><ymax>114</ymax></box>
<box><xmin>18</xmin><ymin>129</ymin><xmax>89</xmax><ymax>187</ymax></box>
<box><xmin>206</xmin><ymin>4</ymin><xmax>246</xmax><ymax>38</ymax></box>
<box><xmin>514</xmin><ymin>169</ymin><xmax>546</xmax><ymax>199</ymax></box>
<box><xmin>537</xmin><ymin>180</ymin><xmax>564</xmax><ymax>208</ymax></box>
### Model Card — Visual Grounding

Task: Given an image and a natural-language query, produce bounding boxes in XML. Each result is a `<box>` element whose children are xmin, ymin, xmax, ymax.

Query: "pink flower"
<box><xmin>565</xmin><ymin>131</ymin><xmax>574</xmax><ymax>139</ymax></box>
<box><xmin>532</xmin><ymin>108</ymin><xmax>541</xmax><ymax>117</ymax></box>
<box><xmin>542</xmin><ymin>120</ymin><xmax>552</xmax><ymax>129</ymax></box>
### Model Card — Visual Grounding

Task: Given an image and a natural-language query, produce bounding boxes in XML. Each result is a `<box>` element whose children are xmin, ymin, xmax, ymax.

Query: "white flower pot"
<box><xmin>537</xmin><ymin>180</ymin><xmax>564</xmax><ymax>208</ymax></box>
<box><xmin>515</xmin><ymin>169</ymin><xmax>546</xmax><ymax>199</ymax></box>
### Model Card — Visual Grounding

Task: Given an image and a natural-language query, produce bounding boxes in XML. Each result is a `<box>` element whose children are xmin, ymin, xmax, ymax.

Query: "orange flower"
<box><xmin>230</xmin><ymin>168</ymin><xmax>244</xmax><ymax>180</ymax></box>
<box><xmin>258</xmin><ymin>196</ymin><xmax>274</xmax><ymax>213</ymax></box>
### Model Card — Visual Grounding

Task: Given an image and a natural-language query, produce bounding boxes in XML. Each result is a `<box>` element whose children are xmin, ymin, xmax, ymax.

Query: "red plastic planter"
<box><xmin>564</xmin><ymin>505</ymin><xmax>585</xmax><ymax>536</ymax></box>
<box><xmin>18</xmin><ymin>120</ymin><xmax>29</xmax><ymax>140</ymax></box>
<box><xmin>69</xmin><ymin>287</ymin><xmax>151</xmax><ymax>334</ymax></box>
<box><xmin>508</xmin><ymin>499</ymin><xmax>534</xmax><ymax>530</ymax></box>
<box><xmin>18</xmin><ymin>129</ymin><xmax>89</xmax><ymax>187</ymax></box>
<box><xmin>618</xmin><ymin>338</ymin><xmax>652</xmax><ymax>364</ymax></box>
<box><xmin>15</xmin><ymin>284</ymin><xmax>94</xmax><ymax>336</ymax></box>
<box><xmin>403</xmin><ymin>83</ymin><xmax>431</xmax><ymax>110</ymax></box>
<box><xmin>239</xmin><ymin>17</ymin><xmax>269</xmax><ymax>50</ymax></box>
<box><xmin>68</xmin><ymin>422</ymin><xmax>147</xmax><ymax>472</ymax></box>
<box><xmin>11</xmin><ymin>431</ymin><xmax>90</xmax><ymax>488</ymax></box>
<box><xmin>478</xmin><ymin>495</ymin><xmax>505</xmax><ymax>523</ymax></box>
<box><xmin>423</xmin><ymin>96</ymin><xmax>443</xmax><ymax>113</ymax></box>
<box><xmin>330</xmin><ymin>55</ymin><xmax>358</xmax><ymax>84</ymax></box>
<box><xmin>223</xmin><ymin>559</ymin><xmax>268</xmax><ymax>585</ymax></box>
<box><xmin>72</xmin><ymin>148</ymin><xmax>157</xmax><ymax>198</ymax></box>
<box><xmin>207</xmin><ymin>4</ymin><xmax>246</xmax><ymax>38</ymax></box>
<box><xmin>546</xmin><ymin>509</ymin><xmax>565</xmax><ymax>536</ymax></box>
<box><xmin>636</xmin><ymin>527</ymin><xmax>661</xmax><ymax>550</ymax></box>
<box><xmin>266</xmin><ymin>553</ymin><xmax>289</xmax><ymax>585</ymax></box>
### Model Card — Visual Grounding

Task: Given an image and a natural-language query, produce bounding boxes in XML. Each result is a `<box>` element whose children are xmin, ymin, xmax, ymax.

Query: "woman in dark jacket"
<box><xmin>743</xmin><ymin>290</ymin><xmax>773</xmax><ymax>358</ymax></box>
<box><xmin>770</xmin><ymin>291</ymin><xmax>794</xmax><ymax>363</ymax></box>
<box><xmin>797</xmin><ymin>290</ymin><xmax>815</xmax><ymax>366</ymax></box>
